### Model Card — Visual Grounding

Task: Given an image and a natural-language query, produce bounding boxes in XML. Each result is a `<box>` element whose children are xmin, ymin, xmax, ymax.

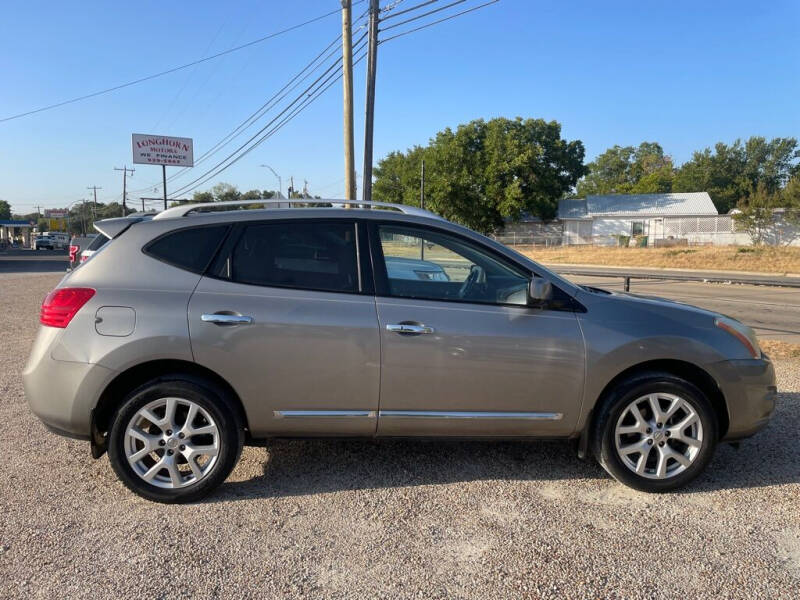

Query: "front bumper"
<box><xmin>23</xmin><ymin>327</ymin><xmax>115</xmax><ymax>438</ymax></box>
<box><xmin>707</xmin><ymin>357</ymin><xmax>777</xmax><ymax>441</ymax></box>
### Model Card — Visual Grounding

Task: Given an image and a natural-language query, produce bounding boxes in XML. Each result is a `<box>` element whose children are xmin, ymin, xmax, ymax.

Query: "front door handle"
<box><xmin>386</xmin><ymin>322</ymin><xmax>434</xmax><ymax>335</ymax></box>
<box><xmin>201</xmin><ymin>313</ymin><xmax>254</xmax><ymax>325</ymax></box>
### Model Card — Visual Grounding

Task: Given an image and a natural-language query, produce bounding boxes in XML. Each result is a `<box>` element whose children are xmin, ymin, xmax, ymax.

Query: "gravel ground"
<box><xmin>1</xmin><ymin>273</ymin><xmax>798</xmax><ymax>599</ymax></box>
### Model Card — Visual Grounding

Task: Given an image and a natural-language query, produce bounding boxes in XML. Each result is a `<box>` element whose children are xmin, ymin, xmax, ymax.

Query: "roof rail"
<box><xmin>152</xmin><ymin>199</ymin><xmax>442</xmax><ymax>220</ymax></box>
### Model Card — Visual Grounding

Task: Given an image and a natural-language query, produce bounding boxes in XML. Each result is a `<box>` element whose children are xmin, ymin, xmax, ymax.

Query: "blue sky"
<box><xmin>1</xmin><ymin>0</ymin><xmax>798</xmax><ymax>214</ymax></box>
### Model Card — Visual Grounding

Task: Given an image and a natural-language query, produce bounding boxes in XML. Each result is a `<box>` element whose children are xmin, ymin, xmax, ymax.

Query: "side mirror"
<box><xmin>528</xmin><ymin>277</ymin><xmax>553</xmax><ymax>306</ymax></box>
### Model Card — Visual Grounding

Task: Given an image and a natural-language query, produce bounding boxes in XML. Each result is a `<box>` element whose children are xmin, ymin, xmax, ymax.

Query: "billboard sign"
<box><xmin>132</xmin><ymin>134</ymin><xmax>194</xmax><ymax>167</ymax></box>
<box><xmin>44</xmin><ymin>209</ymin><xmax>68</xmax><ymax>219</ymax></box>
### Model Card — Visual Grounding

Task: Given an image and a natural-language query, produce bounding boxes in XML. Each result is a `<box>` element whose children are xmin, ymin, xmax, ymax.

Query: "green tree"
<box><xmin>0</xmin><ymin>199</ymin><xmax>10</xmax><ymax>220</ymax></box>
<box><xmin>674</xmin><ymin>137</ymin><xmax>799</xmax><ymax>213</ymax></box>
<box><xmin>241</xmin><ymin>189</ymin><xmax>263</xmax><ymax>200</ymax></box>
<box><xmin>576</xmin><ymin>142</ymin><xmax>673</xmax><ymax>197</ymax></box>
<box><xmin>733</xmin><ymin>182</ymin><xmax>777</xmax><ymax>245</ymax></box>
<box><xmin>373</xmin><ymin>117</ymin><xmax>586</xmax><ymax>233</ymax></box>
<box><xmin>192</xmin><ymin>191</ymin><xmax>214</xmax><ymax>203</ymax></box>
<box><xmin>373</xmin><ymin>147</ymin><xmax>426</xmax><ymax>206</ymax></box>
<box><xmin>210</xmin><ymin>183</ymin><xmax>241</xmax><ymax>203</ymax></box>
<box><xmin>781</xmin><ymin>175</ymin><xmax>800</xmax><ymax>227</ymax></box>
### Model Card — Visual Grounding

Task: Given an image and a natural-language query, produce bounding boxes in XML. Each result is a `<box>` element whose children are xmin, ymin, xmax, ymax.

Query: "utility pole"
<box><xmin>361</xmin><ymin>0</ymin><xmax>380</xmax><ymax>201</ymax></box>
<box><xmin>420</xmin><ymin>159</ymin><xmax>425</xmax><ymax>210</ymax></box>
<box><xmin>87</xmin><ymin>185</ymin><xmax>101</xmax><ymax>220</ymax></box>
<box><xmin>162</xmin><ymin>165</ymin><xmax>168</xmax><ymax>211</ymax></box>
<box><xmin>114</xmin><ymin>166</ymin><xmax>134</xmax><ymax>216</ymax></box>
<box><xmin>341</xmin><ymin>0</ymin><xmax>356</xmax><ymax>202</ymax></box>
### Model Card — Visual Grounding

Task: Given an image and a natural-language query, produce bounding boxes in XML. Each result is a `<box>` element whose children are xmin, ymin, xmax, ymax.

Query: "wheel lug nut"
<box><xmin>167</xmin><ymin>449</ymin><xmax>174</xmax><ymax>455</ymax></box>
<box><xmin>179</xmin><ymin>444</ymin><xmax>185</xmax><ymax>451</ymax></box>
<box><xmin>646</xmin><ymin>428</ymin><xmax>652</xmax><ymax>434</ymax></box>
<box><xmin>166</xmin><ymin>429</ymin><xmax>173</xmax><ymax>435</ymax></box>
<box><xmin>658</xmin><ymin>441</ymin><xmax>665</xmax><ymax>447</ymax></box>
<box><xmin>178</xmin><ymin>432</ymin><xmax>185</xmax><ymax>439</ymax></box>
<box><xmin>647</xmin><ymin>439</ymin><xmax>654</xmax><ymax>445</ymax></box>
<box><xmin>158</xmin><ymin>440</ymin><xmax>165</xmax><ymax>446</ymax></box>
<box><xmin>665</xmin><ymin>431</ymin><xmax>671</xmax><ymax>437</ymax></box>
<box><xmin>657</xmin><ymin>423</ymin><xmax>663</xmax><ymax>428</ymax></box>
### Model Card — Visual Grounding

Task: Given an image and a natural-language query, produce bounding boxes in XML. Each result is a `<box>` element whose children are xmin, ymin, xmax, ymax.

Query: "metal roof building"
<box><xmin>558</xmin><ymin>192</ymin><xmax>718</xmax><ymax>219</ymax></box>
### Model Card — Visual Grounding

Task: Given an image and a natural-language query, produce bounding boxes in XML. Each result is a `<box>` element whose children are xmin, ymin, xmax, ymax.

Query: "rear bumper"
<box><xmin>708</xmin><ymin>357</ymin><xmax>777</xmax><ymax>441</ymax></box>
<box><xmin>23</xmin><ymin>328</ymin><xmax>115</xmax><ymax>438</ymax></box>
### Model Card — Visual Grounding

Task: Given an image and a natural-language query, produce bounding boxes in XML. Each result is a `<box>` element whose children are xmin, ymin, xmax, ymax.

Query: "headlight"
<box><xmin>714</xmin><ymin>316</ymin><xmax>761</xmax><ymax>359</ymax></box>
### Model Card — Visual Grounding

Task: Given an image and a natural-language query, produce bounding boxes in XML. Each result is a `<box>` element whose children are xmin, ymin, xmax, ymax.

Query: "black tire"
<box><xmin>591</xmin><ymin>372</ymin><xmax>718</xmax><ymax>492</ymax></box>
<box><xmin>107</xmin><ymin>375</ymin><xmax>243</xmax><ymax>503</ymax></box>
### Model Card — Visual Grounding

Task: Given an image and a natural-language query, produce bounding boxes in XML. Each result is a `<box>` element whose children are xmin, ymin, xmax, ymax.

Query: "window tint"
<box><xmin>228</xmin><ymin>221</ymin><xmax>358</xmax><ymax>293</ymax></box>
<box><xmin>378</xmin><ymin>226</ymin><xmax>529</xmax><ymax>305</ymax></box>
<box><xmin>87</xmin><ymin>234</ymin><xmax>109</xmax><ymax>251</ymax></box>
<box><xmin>145</xmin><ymin>225</ymin><xmax>229</xmax><ymax>273</ymax></box>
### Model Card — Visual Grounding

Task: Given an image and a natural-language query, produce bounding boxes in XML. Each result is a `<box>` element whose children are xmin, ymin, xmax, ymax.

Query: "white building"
<box><xmin>558</xmin><ymin>192</ymin><xmax>720</xmax><ymax>246</ymax></box>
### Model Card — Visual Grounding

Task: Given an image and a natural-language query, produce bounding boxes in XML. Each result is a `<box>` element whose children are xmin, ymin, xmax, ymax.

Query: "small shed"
<box><xmin>558</xmin><ymin>193</ymin><xmax>718</xmax><ymax>246</ymax></box>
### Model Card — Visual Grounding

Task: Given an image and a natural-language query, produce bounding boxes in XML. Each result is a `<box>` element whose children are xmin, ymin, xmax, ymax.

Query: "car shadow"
<box><xmin>210</xmin><ymin>392</ymin><xmax>800</xmax><ymax>502</ymax></box>
<box><xmin>213</xmin><ymin>437</ymin><xmax>601</xmax><ymax>502</ymax></box>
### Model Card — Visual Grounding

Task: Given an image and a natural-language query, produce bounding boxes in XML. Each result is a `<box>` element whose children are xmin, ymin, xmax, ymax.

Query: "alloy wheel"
<box><xmin>123</xmin><ymin>397</ymin><xmax>220</xmax><ymax>489</ymax></box>
<box><xmin>614</xmin><ymin>393</ymin><xmax>703</xmax><ymax>480</ymax></box>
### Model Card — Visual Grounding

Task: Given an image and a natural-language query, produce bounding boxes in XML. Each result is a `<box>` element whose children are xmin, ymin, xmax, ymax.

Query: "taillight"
<box><xmin>69</xmin><ymin>245</ymin><xmax>79</xmax><ymax>263</ymax></box>
<box><xmin>80</xmin><ymin>255</ymin><xmax>89</xmax><ymax>262</ymax></box>
<box><xmin>40</xmin><ymin>288</ymin><xmax>95</xmax><ymax>328</ymax></box>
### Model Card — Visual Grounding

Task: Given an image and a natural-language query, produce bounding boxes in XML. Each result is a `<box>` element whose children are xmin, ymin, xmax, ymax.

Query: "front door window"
<box><xmin>377</xmin><ymin>225</ymin><xmax>530</xmax><ymax>306</ymax></box>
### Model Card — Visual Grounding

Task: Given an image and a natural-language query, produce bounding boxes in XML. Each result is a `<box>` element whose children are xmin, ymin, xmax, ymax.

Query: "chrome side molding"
<box><xmin>378</xmin><ymin>410</ymin><xmax>563</xmax><ymax>420</ymax></box>
<box><xmin>272</xmin><ymin>410</ymin><xmax>562</xmax><ymax>421</ymax></box>
<box><xmin>273</xmin><ymin>410</ymin><xmax>377</xmax><ymax>419</ymax></box>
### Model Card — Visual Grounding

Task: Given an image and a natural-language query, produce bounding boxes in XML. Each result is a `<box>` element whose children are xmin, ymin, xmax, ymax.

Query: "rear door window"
<box><xmin>144</xmin><ymin>225</ymin><xmax>229</xmax><ymax>273</ymax></box>
<box><xmin>225</xmin><ymin>221</ymin><xmax>359</xmax><ymax>293</ymax></box>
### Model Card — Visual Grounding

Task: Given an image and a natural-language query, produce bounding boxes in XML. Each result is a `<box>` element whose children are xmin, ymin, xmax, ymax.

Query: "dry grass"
<box><xmin>518</xmin><ymin>245</ymin><xmax>800</xmax><ymax>274</ymax></box>
<box><xmin>761</xmin><ymin>340</ymin><xmax>800</xmax><ymax>360</ymax></box>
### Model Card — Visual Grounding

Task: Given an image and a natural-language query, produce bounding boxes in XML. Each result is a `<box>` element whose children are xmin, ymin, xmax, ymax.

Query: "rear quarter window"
<box><xmin>86</xmin><ymin>234</ymin><xmax>109</xmax><ymax>251</ymax></box>
<box><xmin>144</xmin><ymin>225</ymin><xmax>229</xmax><ymax>273</ymax></box>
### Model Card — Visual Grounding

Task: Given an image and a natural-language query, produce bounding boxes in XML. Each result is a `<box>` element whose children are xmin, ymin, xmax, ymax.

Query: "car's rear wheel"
<box><xmin>107</xmin><ymin>376</ymin><xmax>243</xmax><ymax>503</ymax></box>
<box><xmin>592</xmin><ymin>373</ymin><xmax>718</xmax><ymax>492</ymax></box>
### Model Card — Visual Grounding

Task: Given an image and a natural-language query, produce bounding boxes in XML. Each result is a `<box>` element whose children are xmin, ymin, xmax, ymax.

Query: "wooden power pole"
<box><xmin>361</xmin><ymin>0</ymin><xmax>380</xmax><ymax>202</ymax></box>
<box><xmin>341</xmin><ymin>1</ymin><xmax>356</xmax><ymax>202</ymax></box>
<box><xmin>114</xmin><ymin>166</ymin><xmax>135</xmax><ymax>216</ymax></box>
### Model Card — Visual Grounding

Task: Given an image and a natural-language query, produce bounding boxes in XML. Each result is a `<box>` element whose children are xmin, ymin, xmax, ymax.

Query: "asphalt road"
<box><xmin>0</xmin><ymin>249</ymin><xmax>68</xmax><ymax>273</ymax></box>
<box><xmin>2</xmin><ymin>251</ymin><xmax>798</xmax><ymax>342</ymax></box>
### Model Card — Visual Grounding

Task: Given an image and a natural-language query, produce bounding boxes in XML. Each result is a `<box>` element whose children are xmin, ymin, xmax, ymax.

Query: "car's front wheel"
<box><xmin>107</xmin><ymin>376</ymin><xmax>243</xmax><ymax>503</ymax></box>
<box><xmin>592</xmin><ymin>372</ymin><xmax>718</xmax><ymax>492</ymax></box>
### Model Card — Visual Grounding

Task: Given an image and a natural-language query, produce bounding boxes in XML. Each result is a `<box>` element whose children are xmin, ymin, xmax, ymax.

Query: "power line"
<box><xmin>170</xmin><ymin>49</ymin><xmax>364</xmax><ymax>198</ymax></box>
<box><xmin>380</xmin><ymin>0</ymin><xmax>439</xmax><ymax>20</ymax></box>
<box><xmin>127</xmin><ymin>17</ymin><xmax>371</xmax><ymax>196</ymax></box>
<box><xmin>0</xmin><ymin>3</ymin><xmax>366</xmax><ymax>124</ymax></box>
<box><xmin>379</xmin><ymin>0</ymin><xmax>467</xmax><ymax>31</ymax></box>
<box><xmin>170</xmin><ymin>41</ymin><xmax>370</xmax><ymax>198</ymax></box>
<box><xmin>168</xmin><ymin>42</ymin><xmax>364</xmax><ymax>197</ymax></box>
<box><xmin>128</xmin><ymin>35</ymin><xmax>346</xmax><ymax>194</ymax></box>
<box><xmin>379</xmin><ymin>0</ymin><xmax>499</xmax><ymax>43</ymax></box>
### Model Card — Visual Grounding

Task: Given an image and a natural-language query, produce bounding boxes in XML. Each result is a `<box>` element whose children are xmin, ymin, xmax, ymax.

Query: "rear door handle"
<box><xmin>386</xmin><ymin>323</ymin><xmax>434</xmax><ymax>335</ymax></box>
<box><xmin>201</xmin><ymin>313</ymin><xmax>254</xmax><ymax>325</ymax></box>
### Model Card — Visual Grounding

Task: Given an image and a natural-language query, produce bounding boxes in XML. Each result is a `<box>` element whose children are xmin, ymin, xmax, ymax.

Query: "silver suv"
<box><xmin>24</xmin><ymin>201</ymin><xmax>776</xmax><ymax>502</ymax></box>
